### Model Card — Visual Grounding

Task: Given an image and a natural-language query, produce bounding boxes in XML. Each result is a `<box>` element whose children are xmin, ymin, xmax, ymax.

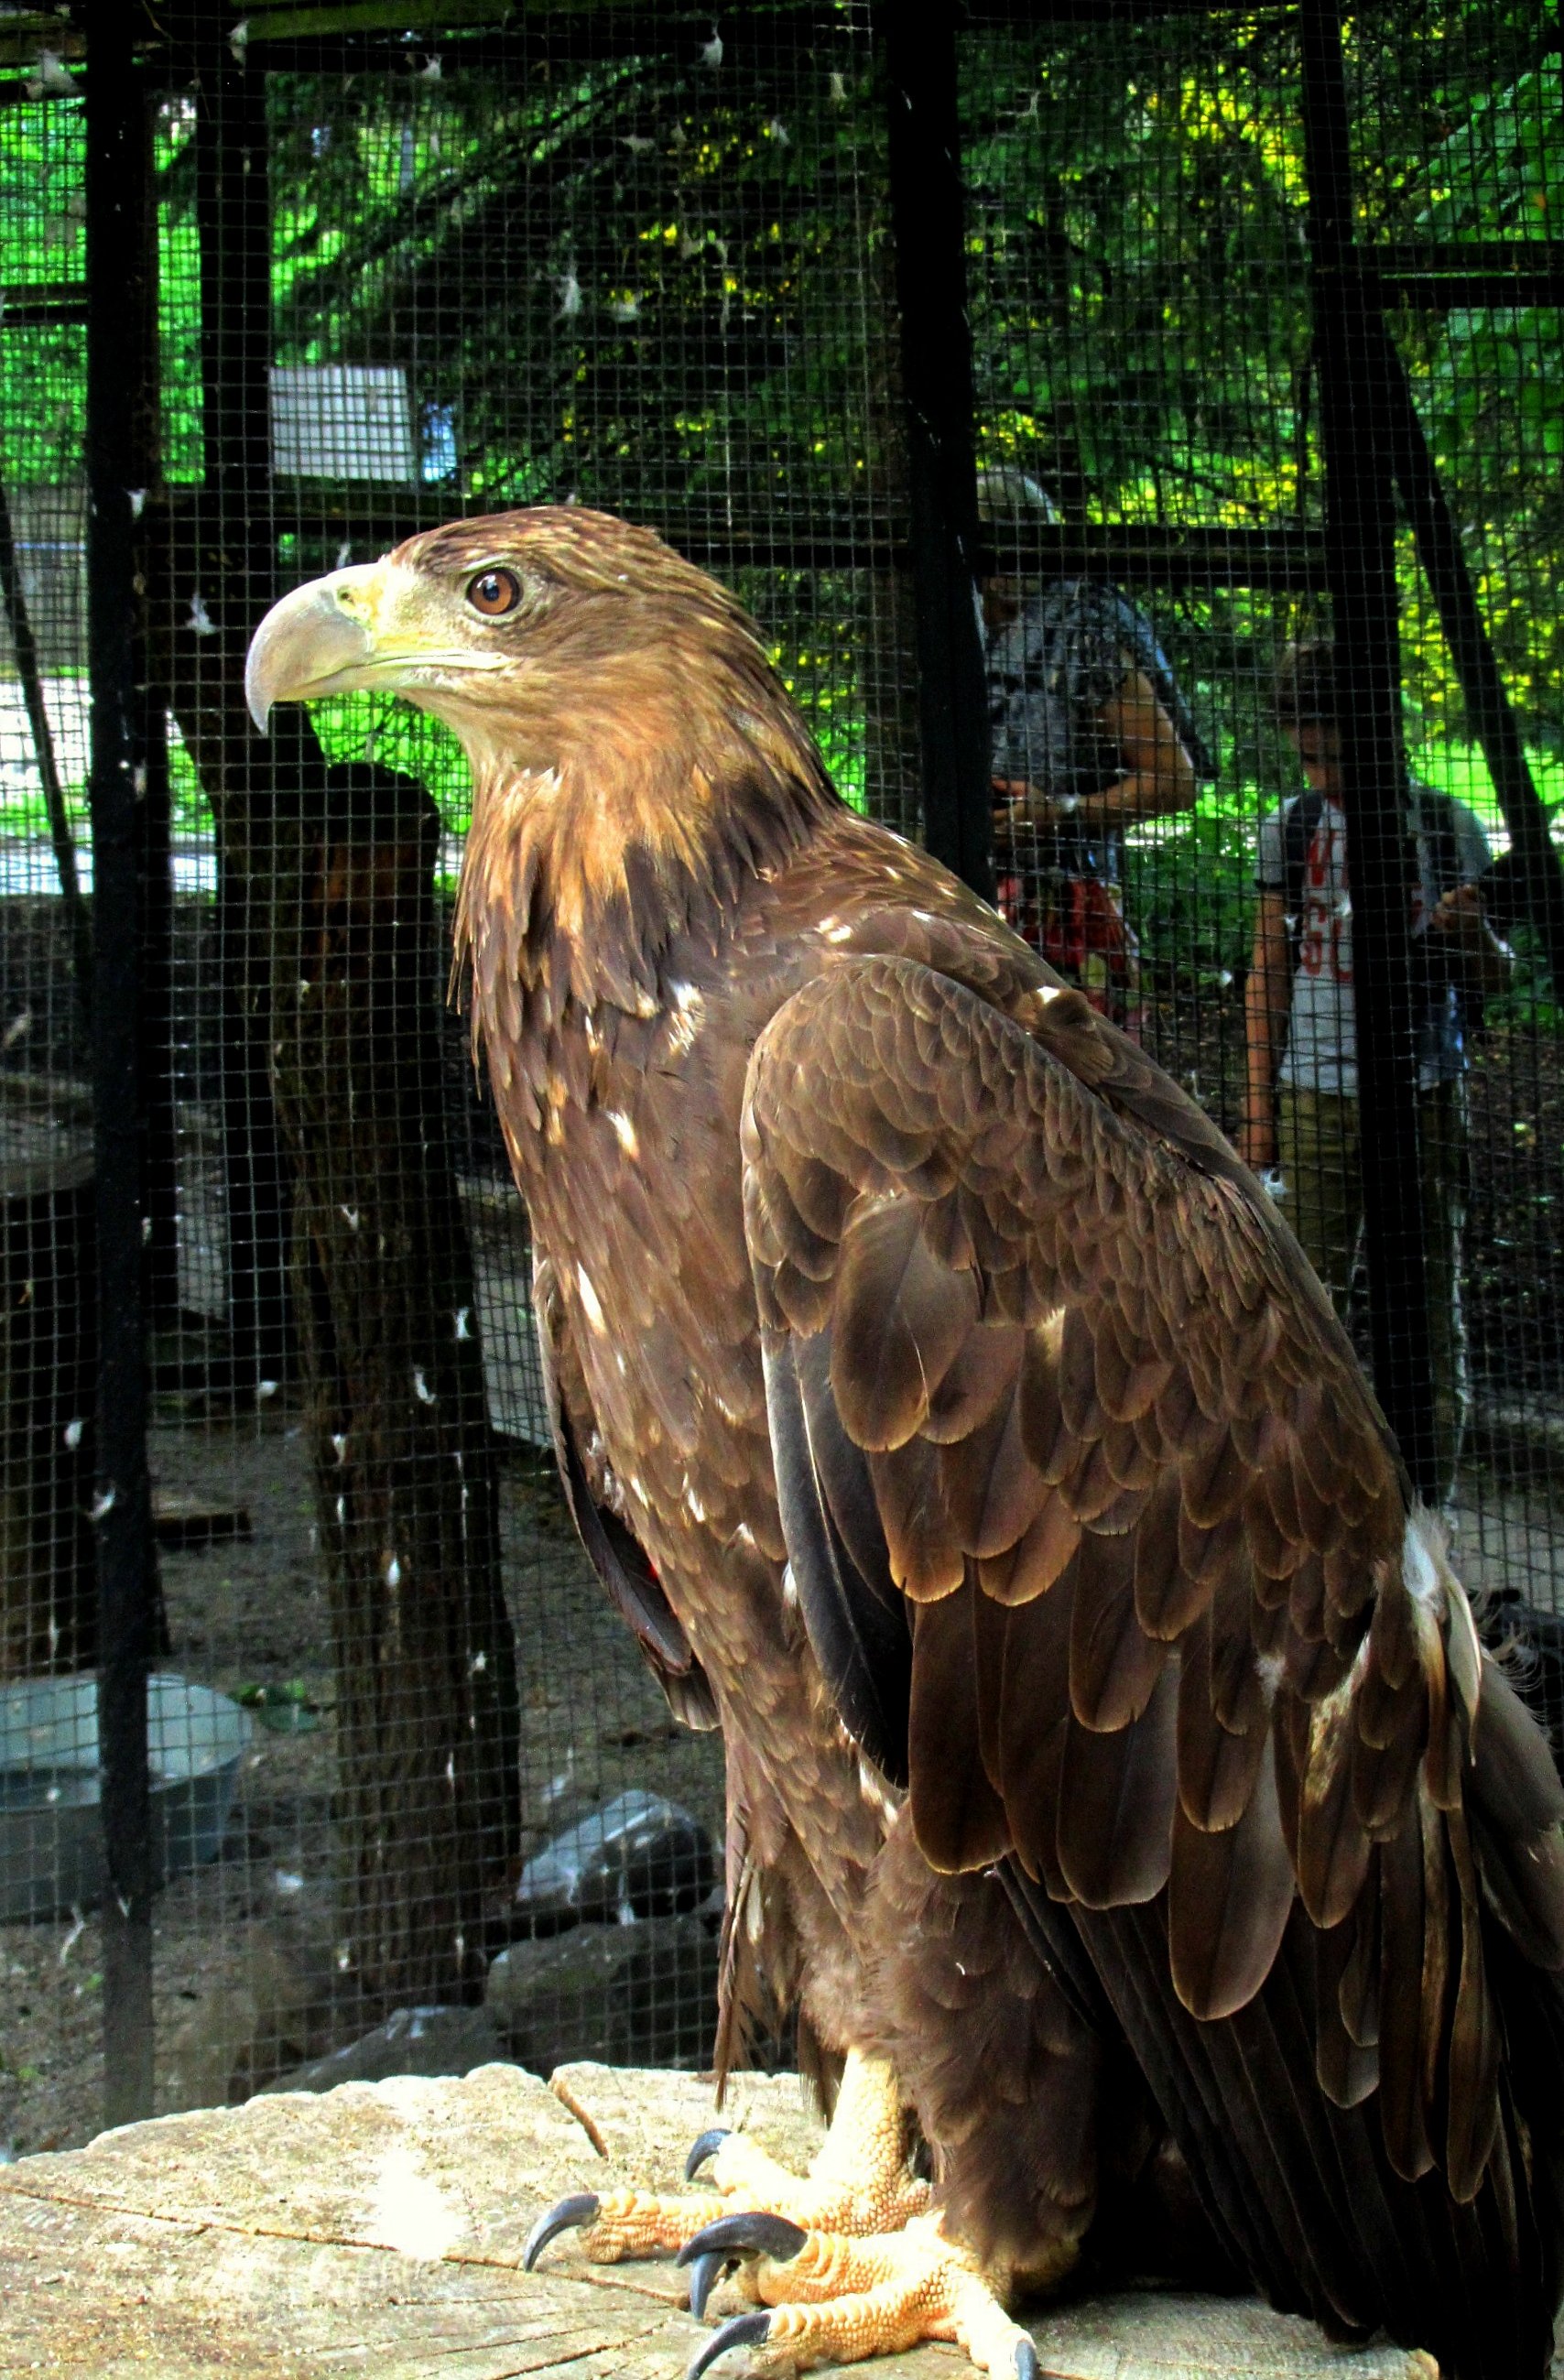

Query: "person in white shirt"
<box><xmin>1241</xmin><ymin>641</ymin><xmax>1511</xmax><ymax>1502</ymax></box>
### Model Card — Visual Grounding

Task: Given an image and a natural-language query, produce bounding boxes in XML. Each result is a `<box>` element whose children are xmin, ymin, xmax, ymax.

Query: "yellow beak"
<box><xmin>244</xmin><ymin>566</ymin><xmax>386</xmax><ymax>731</ymax></box>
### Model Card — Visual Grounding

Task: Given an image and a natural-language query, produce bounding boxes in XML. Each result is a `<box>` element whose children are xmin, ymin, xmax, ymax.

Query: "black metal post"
<box><xmin>195</xmin><ymin>46</ymin><xmax>293</xmax><ymax>1392</ymax></box>
<box><xmin>1373</xmin><ymin>322</ymin><xmax>1564</xmax><ymax>991</ymax></box>
<box><xmin>134</xmin><ymin>86</ymin><xmax>179</xmax><ymax>1319</ymax></box>
<box><xmin>138</xmin><ymin>697</ymin><xmax>179</xmax><ymax>1318</ymax></box>
<box><xmin>1300</xmin><ymin>0</ymin><xmax>1439</xmax><ymax>1496</ymax></box>
<box><xmin>85</xmin><ymin>0</ymin><xmax>157</xmax><ymax>2128</ymax></box>
<box><xmin>883</xmin><ymin>1</ymin><xmax>994</xmax><ymax>904</ymax></box>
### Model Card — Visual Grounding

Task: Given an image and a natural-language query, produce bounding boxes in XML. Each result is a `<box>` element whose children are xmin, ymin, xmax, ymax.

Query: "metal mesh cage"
<box><xmin>0</xmin><ymin>0</ymin><xmax>1559</xmax><ymax>2156</ymax></box>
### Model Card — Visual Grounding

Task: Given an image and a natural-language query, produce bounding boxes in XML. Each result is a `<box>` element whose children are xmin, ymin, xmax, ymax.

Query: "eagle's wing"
<box><xmin>534</xmin><ymin>1249</ymin><xmax>718</xmax><ymax>1730</ymax></box>
<box><xmin>742</xmin><ymin>954</ymin><xmax>1564</xmax><ymax>2233</ymax></box>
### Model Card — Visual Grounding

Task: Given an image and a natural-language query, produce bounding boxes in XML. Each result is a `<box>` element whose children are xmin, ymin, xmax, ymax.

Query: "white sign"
<box><xmin>269</xmin><ymin>365</ymin><xmax>417</xmax><ymax>482</ymax></box>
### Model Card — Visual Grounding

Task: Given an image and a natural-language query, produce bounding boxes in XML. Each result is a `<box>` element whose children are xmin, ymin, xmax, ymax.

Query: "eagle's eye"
<box><xmin>466</xmin><ymin>566</ymin><xmax>524</xmax><ymax>619</ymax></box>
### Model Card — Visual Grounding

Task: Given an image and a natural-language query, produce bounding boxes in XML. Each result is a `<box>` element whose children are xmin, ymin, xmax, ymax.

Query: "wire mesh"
<box><xmin>0</xmin><ymin>0</ymin><xmax>1559</xmax><ymax>2157</ymax></box>
<box><xmin>961</xmin><ymin>1</ymin><xmax>1564</xmax><ymax>1668</ymax></box>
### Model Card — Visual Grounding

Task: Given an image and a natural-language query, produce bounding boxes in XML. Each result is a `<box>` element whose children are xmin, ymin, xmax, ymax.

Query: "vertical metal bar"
<box><xmin>139</xmin><ymin>698</ymin><xmax>179</xmax><ymax>1317</ymax></box>
<box><xmin>135</xmin><ymin>86</ymin><xmax>179</xmax><ymax>1318</ymax></box>
<box><xmin>85</xmin><ymin>2</ymin><xmax>157</xmax><ymax>2128</ymax></box>
<box><xmin>883</xmin><ymin>1</ymin><xmax>994</xmax><ymax>904</ymax></box>
<box><xmin>1299</xmin><ymin>0</ymin><xmax>1439</xmax><ymax>1496</ymax></box>
<box><xmin>194</xmin><ymin>49</ymin><xmax>291</xmax><ymax>1390</ymax></box>
<box><xmin>1377</xmin><ymin>333</ymin><xmax>1564</xmax><ymax>990</ymax></box>
<box><xmin>195</xmin><ymin>54</ymin><xmax>273</xmax><ymax>498</ymax></box>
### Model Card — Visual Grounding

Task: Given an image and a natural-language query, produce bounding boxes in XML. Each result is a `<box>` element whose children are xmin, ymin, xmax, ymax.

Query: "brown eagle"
<box><xmin>247</xmin><ymin>509</ymin><xmax>1564</xmax><ymax>2380</ymax></box>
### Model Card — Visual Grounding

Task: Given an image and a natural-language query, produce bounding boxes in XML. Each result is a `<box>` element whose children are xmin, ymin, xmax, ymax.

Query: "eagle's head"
<box><xmin>246</xmin><ymin>505</ymin><xmax>826</xmax><ymax>803</ymax></box>
<box><xmin>245</xmin><ymin>504</ymin><xmax>837</xmax><ymax>984</ymax></box>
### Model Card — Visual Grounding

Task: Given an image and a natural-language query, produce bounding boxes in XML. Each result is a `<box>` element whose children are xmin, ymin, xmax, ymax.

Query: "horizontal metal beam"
<box><xmin>175</xmin><ymin>494</ymin><xmax>1331</xmax><ymax>592</ymax></box>
<box><xmin>1372</xmin><ymin>273</ymin><xmax>1564</xmax><ymax>308</ymax></box>
<box><xmin>982</xmin><ymin>0</ymin><xmax>1291</xmax><ymax>16</ymax></box>
<box><xmin>1327</xmin><ymin>241</ymin><xmax>1564</xmax><ymax>310</ymax></box>
<box><xmin>1348</xmin><ymin>239</ymin><xmax>1564</xmax><ymax>278</ymax></box>
<box><xmin>979</xmin><ymin>524</ymin><xmax>1329</xmax><ymax>588</ymax></box>
<box><xmin>92</xmin><ymin>2</ymin><xmax>850</xmax><ymax>82</ymax></box>
<box><xmin>1</xmin><ymin>285</ymin><xmax>89</xmax><ymax>325</ymax></box>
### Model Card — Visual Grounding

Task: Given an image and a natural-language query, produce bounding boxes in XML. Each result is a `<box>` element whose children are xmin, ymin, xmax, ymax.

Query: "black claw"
<box><xmin>1014</xmin><ymin>2341</ymin><xmax>1040</xmax><ymax>2380</ymax></box>
<box><xmin>686</xmin><ymin>2309</ymin><xmax>771</xmax><ymax>2379</ymax></box>
<box><xmin>685</xmin><ymin>2126</ymin><xmax>731</xmax><ymax>2182</ymax></box>
<box><xmin>522</xmin><ymin>2190</ymin><xmax>601</xmax><ymax>2271</ymax></box>
<box><xmin>684</xmin><ymin>2248</ymin><xmax>727</xmax><ymax>2320</ymax></box>
<box><xmin>677</xmin><ymin>2212</ymin><xmax>809</xmax><ymax>2268</ymax></box>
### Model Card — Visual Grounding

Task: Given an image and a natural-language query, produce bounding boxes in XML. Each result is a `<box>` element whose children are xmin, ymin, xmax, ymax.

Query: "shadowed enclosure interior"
<box><xmin>0</xmin><ymin>0</ymin><xmax>1559</xmax><ymax>2152</ymax></box>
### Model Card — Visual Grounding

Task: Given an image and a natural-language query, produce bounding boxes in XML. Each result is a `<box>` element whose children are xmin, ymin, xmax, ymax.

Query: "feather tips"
<box><xmin>1169</xmin><ymin>1733</ymin><xmax>1295</xmax><ymax>2020</ymax></box>
<box><xmin>740</xmin><ymin>947</ymin><xmax>1563</xmax><ymax>2241</ymax></box>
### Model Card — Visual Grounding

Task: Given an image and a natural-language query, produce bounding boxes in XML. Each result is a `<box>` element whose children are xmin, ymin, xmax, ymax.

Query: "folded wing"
<box><xmin>742</xmin><ymin>955</ymin><xmax>1564</xmax><ymax>2233</ymax></box>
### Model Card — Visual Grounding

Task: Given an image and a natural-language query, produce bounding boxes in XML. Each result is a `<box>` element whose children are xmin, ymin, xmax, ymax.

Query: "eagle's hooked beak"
<box><xmin>244</xmin><ymin>564</ymin><xmax>387</xmax><ymax>733</ymax></box>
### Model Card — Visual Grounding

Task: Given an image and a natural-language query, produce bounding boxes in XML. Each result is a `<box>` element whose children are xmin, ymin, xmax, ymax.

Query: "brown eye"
<box><xmin>467</xmin><ymin>566</ymin><xmax>523</xmax><ymax>618</ymax></box>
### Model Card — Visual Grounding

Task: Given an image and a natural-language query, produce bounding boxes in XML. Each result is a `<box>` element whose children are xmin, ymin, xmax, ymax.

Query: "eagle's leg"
<box><xmin>690</xmin><ymin>2047</ymin><xmax>929</xmax><ymax>2233</ymax></box>
<box><xmin>524</xmin><ymin>2048</ymin><xmax>927</xmax><ymax>2270</ymax></box>
<box><xmin>679</xmin><ymin>2209</ymin><xmax>1053</xmax><ymax>2380</ymax></box>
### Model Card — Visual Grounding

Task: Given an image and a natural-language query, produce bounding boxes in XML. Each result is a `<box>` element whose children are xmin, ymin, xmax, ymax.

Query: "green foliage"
<box><xmin>0</xmin><ymin>99</ymin><xmax>85</xmax><ymax>488</ymax></box>
<box><xmin>1125</xmin><ymin>801</ymin><xmax>1256</xmax><ymax>985</ymax></box>
<box><xmin>1</xmin><ymin>7</ymin><xmax>1559</xmax><ymax>874</ymax></box>
<box><xmin>961</xmin><ymin>1</ymin><xmax>1561</xmax><ymax>770</ymax></box>
<box><xmin>963</xmin><ymin>14</ymin><xmax>1311</xmax><ymax>527</ymax></box>
<box><xmin>309</xmin><ymin>689</ymin><xmax>472</xmax><ymax>849</ymax></box>
<box><xmin>1483</xmin><ymin>920</ymin><xmax>1564</xmax><ymax>1035</ymax></box>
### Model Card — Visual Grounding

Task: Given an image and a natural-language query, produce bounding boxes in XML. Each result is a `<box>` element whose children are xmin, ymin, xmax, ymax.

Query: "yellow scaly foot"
<box><xmin>678</xmin><ymin>2209</ymin><xmax>1048</xmax><ymax>2379</ymax></box>
<box><xmin>523</xmin><ymin>2048</ymin><xmax>928</xmax><ymax>2271</ymax></box>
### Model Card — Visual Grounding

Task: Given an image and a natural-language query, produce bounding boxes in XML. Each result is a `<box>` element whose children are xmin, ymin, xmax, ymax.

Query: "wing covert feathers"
<box><xmin>742</xmin><ymin>952</ymin><xmax>1564</xmax><ymax>2227</ymax></box>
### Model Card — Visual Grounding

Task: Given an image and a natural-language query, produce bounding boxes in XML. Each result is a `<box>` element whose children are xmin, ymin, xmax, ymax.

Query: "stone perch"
<box><xmin>0</xmin><ymin>2062</ymin><xmax>1447</xmax><ymax>2376</ymax></box>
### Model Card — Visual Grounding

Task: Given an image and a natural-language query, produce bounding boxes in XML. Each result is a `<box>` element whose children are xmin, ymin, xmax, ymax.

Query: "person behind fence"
<box><xmin>979</xmin><ymin>468</ymin><xmax>1211</xmax><ymax>1035</ymax></box>
<box><xmin>1240</xmin><ymin>639</ymin><xmax>1512</xmax><ymax>1504</ymax></box>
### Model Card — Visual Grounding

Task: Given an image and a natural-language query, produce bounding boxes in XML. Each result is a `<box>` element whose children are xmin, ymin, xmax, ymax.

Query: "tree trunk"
<box><xmin>0</xmin><ymin>1147</ymin><xmax>98</xmax><ymax>1679</ymax></box>
<box><xmin>279</xmin><ymin>760</ymin><xmax>520</xmax><ymax>2003</ymax></box>
<box><xmin>152</xmin><ymin>546</ymin><xmax>520</xmax><ymax>2005</ymax></box>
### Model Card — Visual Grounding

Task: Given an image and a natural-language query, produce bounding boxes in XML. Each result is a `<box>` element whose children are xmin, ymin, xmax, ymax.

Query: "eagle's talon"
<box><xmin>686</xmin><ymin>2125</ymin><xmax>732</xmax><ymax>2182</ymax></box>
<box><xmin>689</xmin><ymin>2212</ymin><xmax>1051</xmax><ymax>2374</ymax></box>
<box><xmin>685</xmin><ymin>2247</ymin><xmax>732</xmax><ymax>2320</ymax></box>
<box><xmin>678</xmin><ymin>2212</ymin><xmax>809</xmax><ymax>2269</ymax></box>
<box><xmin>687</xmin><ymin>2309</ymin><xmax>772</xmax><ymax>2379</ymax></box>
<box><xmin>522</xmin><ymin>2190</ymin><xmax>601</xmax><ymax>2270</ymax></box>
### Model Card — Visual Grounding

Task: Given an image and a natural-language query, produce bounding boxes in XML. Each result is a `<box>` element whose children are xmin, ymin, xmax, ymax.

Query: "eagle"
<box><xmin>247</xmin><ymin>508</ymin><xmax>1564</xmax><ymax>2380</ymax></box>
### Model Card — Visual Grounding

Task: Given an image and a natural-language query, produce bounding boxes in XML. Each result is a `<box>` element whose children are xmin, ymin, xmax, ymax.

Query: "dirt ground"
<box><xmin>0</xmin><ymin>1403</ymin><xmax>727</xmax><ymax>2158</ymax></box>
<box><xmin>5</xmin><ymin>1391</ymin><xmax>1560</xmax><ymax>2159</ymax></box>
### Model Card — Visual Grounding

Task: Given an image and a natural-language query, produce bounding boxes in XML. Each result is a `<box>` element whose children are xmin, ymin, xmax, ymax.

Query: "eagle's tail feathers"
<box><xmin>1077</xmin><ymin>1888</ymin><xmax>1561</xmax><ymax>2378</ymax></box>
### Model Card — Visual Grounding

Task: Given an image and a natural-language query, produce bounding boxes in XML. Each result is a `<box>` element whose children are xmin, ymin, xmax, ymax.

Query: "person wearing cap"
<box><xmin>1240</xmin><ymin>639</ymin><xmax>1511</xmax><ymax>1504</ymax></box>
<box><xmin>980</xmin><ymin>468</ymin><xmax>1211</xmax><ymax>1035</ymax></box>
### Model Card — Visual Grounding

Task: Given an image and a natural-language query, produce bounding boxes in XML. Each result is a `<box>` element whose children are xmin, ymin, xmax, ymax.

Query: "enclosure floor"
<box><xmin>0</xmin><ymin>2059</ymin><xmax>1461</xmax><ymax>2378</ymax></box>
<box><xmin>2</xmin><ymin>1410</ymin><xmax>1561</xmax><ymax>2157</ymax></box>
<box><xmin>0</xmin><ymin>1407</ymin><xmax>725</xmax><ymax>2157</ymax></box>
